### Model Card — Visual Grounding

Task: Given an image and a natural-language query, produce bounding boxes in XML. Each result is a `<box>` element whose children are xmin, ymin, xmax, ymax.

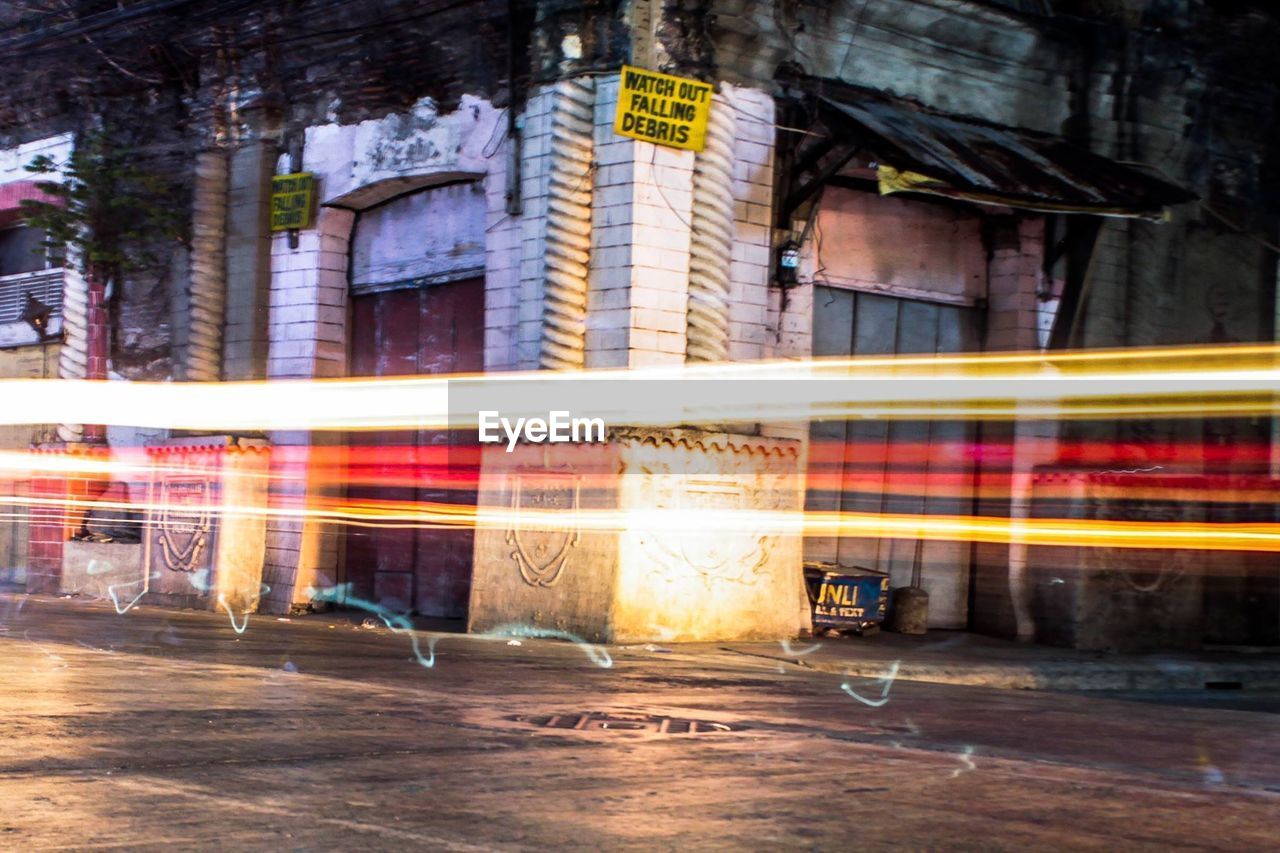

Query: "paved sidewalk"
<box><xmin>720</xmin><ymin>631</ymin><xmax>1280</xmax><ymax>691</ymax></box>
<box><xmin>8</xmin><ymin>588</ymin><xmax>1280</xmax><ymax>692</ymax></box>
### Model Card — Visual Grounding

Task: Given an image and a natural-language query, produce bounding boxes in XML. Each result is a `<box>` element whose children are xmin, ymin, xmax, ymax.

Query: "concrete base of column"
<box><xmin>468</xmin><ymin>427</ymin><xmax>805</xmax><ymax>643</ymax></box>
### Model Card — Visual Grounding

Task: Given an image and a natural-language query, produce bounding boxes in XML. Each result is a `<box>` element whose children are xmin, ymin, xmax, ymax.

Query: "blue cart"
<box><xmin>804</xmin><ymin>561</ymin><xmax>889</xmax><ymax>634</ymax></box>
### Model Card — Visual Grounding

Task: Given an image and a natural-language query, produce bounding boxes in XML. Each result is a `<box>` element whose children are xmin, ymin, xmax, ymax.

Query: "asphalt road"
<box><xmin>1</xmin><ymin>593</ymin><xmax>1278</xmax><ymax>850</ymax></box>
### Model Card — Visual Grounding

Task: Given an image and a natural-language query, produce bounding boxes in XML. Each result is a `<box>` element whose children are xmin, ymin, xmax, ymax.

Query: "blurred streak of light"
<box><xmin>780</xmin><ymin>639</ymin><xmax>822</xmax><ymax>656</ymax></box>
<box><xmin>23</xmin><ymin>631</ymin><xmax>69</xmax><ymax>672</ymax></box>
<box><xmin>6</xmin><ymin>492</ymin><xmax>1280</xmax><ymax>551</ymax></box>
<box><xmin>216</xmin><ymin>593</ymin><xmax>249</xmax><ymax>634</ymax></box>
<box><xmin>107</xmin><ymin>577</ymin><xmax>148</xmax><ymax>614</ymax></box>
<box><xmin>841</xmin><ymin>660</ymin><xmax>900</xmax><ymax>707</ymax></box>
<box><xmin>480</xmin><ymin>624</ymin><xmax>613</xmax><ymax>668</ymax></box>
<box><xmin>0</xmin><ymin>343</ymin><xmax>1279</xmax><ymax>430</ymax></box>
<box><xmin>951</xmin><ymin>746</ymin><xmax>977</xmax><ymax>779</ymax></box>
<box><xmin>1</xmin><ymin>475</ymin><xmax>1276</xmax><ymax>510</ymax></box>
<box><xmin>9</xmin><ymin>436</ymin><xmax>1272</xmax><ymax>474</ymax></box>
<box><xmin>4</xmin><ymin>479</ymin><xmax>1278</xmax><ymax>514</ymax></box>
<box><xmin>307</xmin><ymin>583</ymin><xmax>437</xmax><ymax>668</ymax></box>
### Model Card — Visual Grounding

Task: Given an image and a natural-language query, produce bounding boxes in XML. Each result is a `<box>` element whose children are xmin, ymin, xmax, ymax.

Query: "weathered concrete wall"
<box><xmin>59</xmin><ymin>541</ymin><xmax>145</xmax><ymax>600</ymax></box>
<box><xmin>122</xmin><ymin>440</ymin><xmax>272</xmax><ymax>612</ymax></box>
<box><xmin>813</xmin><ymin>188</ymin><xmax>986</xmax><ymax>307</ymax></box>
<box><xmin>469</xmin><ymin>428</ymin><xmax>805</xmax><ymax>643</ymax></box>
<box><xmin>1022</xmin><ymin>469</ymin><xmax>1278</xmax><ymax>651</ymax></box>
<box><xmin>468</xmin><ymin>440</ymin><xmax>621</xmax><ymax>641</ymax></box>
<box><xmin>612</xmin><ymin>429</ymin><xmax>805</xmax><ymax>643</ymax></box>
<box><xmin>713</xmin><ymin>0</ymin><xmax>1072</xmax><ymax>133</ymax></box>
<box><xmin>350</xmin><ymin>182</ymin><xmax>487</xmax><ymax>289</ymax></box>
<box><xmin>212</xmin><ymin>445</ymin><xmax>271</xmax><ymax>619</ymax></box>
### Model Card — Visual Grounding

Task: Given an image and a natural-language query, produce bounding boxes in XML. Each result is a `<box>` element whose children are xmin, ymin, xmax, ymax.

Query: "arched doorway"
<box><xmin>343</xmin><ymin>181</ymin><xmax>486</xmax><ymax>617</ymax></box>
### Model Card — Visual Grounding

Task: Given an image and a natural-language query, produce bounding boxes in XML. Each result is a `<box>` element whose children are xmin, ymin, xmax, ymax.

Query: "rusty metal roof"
<box><xmin>820</xmin><ymin>95</ymin><xmax>1196</xmax><ymax>220</ymax></box>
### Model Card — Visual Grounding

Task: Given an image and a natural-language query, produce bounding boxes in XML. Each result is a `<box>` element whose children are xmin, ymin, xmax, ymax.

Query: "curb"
<box><xmin>725</xmin><ymin>650</ymin><xmax>1280</xmax><ymax>691</ymax></box>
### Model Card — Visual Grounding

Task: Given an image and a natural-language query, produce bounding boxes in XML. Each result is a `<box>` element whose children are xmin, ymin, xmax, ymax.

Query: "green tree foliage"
<box><xmin>19</xmin><ymin>128</ymin><xmax>185</xmax><ymax>282</ymax></box>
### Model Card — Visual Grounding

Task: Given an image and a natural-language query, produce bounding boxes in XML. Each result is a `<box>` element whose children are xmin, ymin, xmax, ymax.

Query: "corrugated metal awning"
<box><xmin>820</xmin><ymin>95</ymin><xmax>1196</xmax><ymax>220</ymax></box>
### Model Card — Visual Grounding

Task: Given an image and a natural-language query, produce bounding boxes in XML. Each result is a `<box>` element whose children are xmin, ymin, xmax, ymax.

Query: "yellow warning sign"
<box><xmin>270</xmin><ymin>172</ymin><xmax>315</xmax><ymax>231</ymax></box>
<box><xmin>613</xmin><ymin>65</ymin><xmax>713</xmax><ymax>152</ymax></box>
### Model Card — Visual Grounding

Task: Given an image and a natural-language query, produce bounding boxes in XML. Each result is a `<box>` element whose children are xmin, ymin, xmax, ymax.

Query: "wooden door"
<box><xmin>346</xmin><ymin>278</ymin><xmax>484</xmax><ymax>618</ymax></box>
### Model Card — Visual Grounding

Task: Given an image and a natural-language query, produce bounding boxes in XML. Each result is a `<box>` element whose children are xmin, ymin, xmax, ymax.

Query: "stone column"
<box><xmin>468</xmin><ymin>75</ymin><xmax>807</xmax><ymax>641</ymax></box>
<box><xmin>222</xmin><ymin>139</ymin><xmax>277</xmax><ymax>381</ymax></box>
<box><xmin>585</xmin><ymin>72</ymin><xmax>695</xmax><ymax>368</ymax></box>
<box><xmin>186</xmin><ymin>150</ymin><xmax>230</xmax><ymax>382</ymax></box>
<box><xmin>260</xmin><ymin>206</ymin><xmax>353</xmax><ymax>613</ymax></box>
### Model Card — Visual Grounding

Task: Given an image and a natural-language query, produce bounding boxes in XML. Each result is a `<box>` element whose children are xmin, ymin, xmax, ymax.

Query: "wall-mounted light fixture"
<box><xmin>19</xmin><ymin>292</ymin><xmax>54</xmax><ymax>341</ymax></box>
<box><xmin>776</xmin><ymin>239</ymin><xmax>801</xmax><ymax>286</ymax></box>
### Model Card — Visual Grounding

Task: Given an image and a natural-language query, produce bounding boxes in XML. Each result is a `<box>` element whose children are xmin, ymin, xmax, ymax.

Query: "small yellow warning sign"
<box><xmin>271</xmin><ymin>172</ymin><xmax>315</xmax><ymax>231</ymax></box>
<box><xmin>613</xmin><ymin>65</ymin><xmax>713</xmax><ymax>152</ymax></box>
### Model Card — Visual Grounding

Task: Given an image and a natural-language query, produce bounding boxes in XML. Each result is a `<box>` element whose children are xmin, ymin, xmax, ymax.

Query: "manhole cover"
<box><xmin>512</xmin><ymin>712</ymin><xmax>739</xmax><ymax>735</ymax></box>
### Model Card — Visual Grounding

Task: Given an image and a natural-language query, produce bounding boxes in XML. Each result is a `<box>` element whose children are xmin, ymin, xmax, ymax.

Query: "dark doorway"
<box><xmin>808</xmin><ymin>285</ymin><xmax>982</xmax><ymax>628</ymax></box>
<box><xmin>346</xmin><ymin>278</ymin><xmax>484</xmax><ymax>617</ymax></box>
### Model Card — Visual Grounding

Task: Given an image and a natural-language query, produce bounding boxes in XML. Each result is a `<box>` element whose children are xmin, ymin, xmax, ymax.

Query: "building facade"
<box><xmin>1</xmin><ymin>0</ymin><xmax>1277</xmax><ymax>649</ymax></box>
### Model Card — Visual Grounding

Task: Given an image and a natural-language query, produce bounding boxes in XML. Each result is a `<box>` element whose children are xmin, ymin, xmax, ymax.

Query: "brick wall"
<box><xmin>23</xmin><ymin>475</ymin><xmax>67</xmax><ymax>594</ymax></box>
<box><xmin>259</xmin><ymin>205</ymin><xmax>353</xmax><ymax>611</ymax></box>
<box><xmin>724</xmin><ymin>84</ymin><xmax>775</xmax><ymax>362</ymax></box>
<box><xmin>267</xmin><ymin>206</ymin><xmax>353</xmax><ymax>382</ymax></box>
<box><xmin>516</xmin><ymin>86</ymin><xmax>554</xmax><ymax>370</ymax></box>
<box><xmin>585</xmin><ymin>74</ymin><xmax>693</xmax><ymax>369</ymax></box>
<box><xmin>23</xmin><ymin>449</ymin><xmax>108</xmax><ymax>594</ymax></box>
<box><xmin>986</xmin><ymin>216</ymin><xmax>1046</xmax><ymax>352</ymax></box>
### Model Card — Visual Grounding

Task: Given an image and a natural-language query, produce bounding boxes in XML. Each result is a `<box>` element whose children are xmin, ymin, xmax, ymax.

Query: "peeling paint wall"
<box><xmin>351</xmin><ymin>183</ymin><xmax>488</xmax><ymax>290</ymax></box>
<box><xmin>813</xmin><ymin>188</ymin><xmax>986</xmax><ymax>307</ymax></box>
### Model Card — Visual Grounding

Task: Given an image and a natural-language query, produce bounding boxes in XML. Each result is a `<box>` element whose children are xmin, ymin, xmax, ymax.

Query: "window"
<box><xmin>0</xmin><ymin>226</ymin><xmax>52</xmax><ymax>275</ymax></box>
<box><xmin>0</xmin><ymin>226</ymin><xmax>63</xmax><ymax>326</ymax></box>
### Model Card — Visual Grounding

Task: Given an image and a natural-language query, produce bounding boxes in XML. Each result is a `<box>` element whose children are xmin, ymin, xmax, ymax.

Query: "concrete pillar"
<box><xmin>261</xmin><ymin>205</ymin><xmax>353</xmax><ymax>613</ymax></box>
<box><xmin>186</xmin><ymin>150</ymin><xmax>229</xmax><ymax>382</ymax></box>
<box><xmin>469</xmin><ymin>77</ymin><xmax>808</xmax><ymax>642</ymax></box>
<box><xmin>223</xmin><ymin>140</ymin><xmax>276</xmax><ymax>381</ymax></box>
<box><xmin>586</xmin><ymin>72</ymin><xmax>694</xmax><ymax>368</ymax></box>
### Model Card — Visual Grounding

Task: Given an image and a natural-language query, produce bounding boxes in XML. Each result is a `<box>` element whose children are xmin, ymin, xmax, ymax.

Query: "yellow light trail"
<box><xmin>0</xmin><ymin>343</ymin><xmax>1278</xmax><ymax>431</ymax></box>
<box><xmin>5</xmin><ymin>494</ymin><xmax>1279</xmax><ymax>553</ymax></box>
